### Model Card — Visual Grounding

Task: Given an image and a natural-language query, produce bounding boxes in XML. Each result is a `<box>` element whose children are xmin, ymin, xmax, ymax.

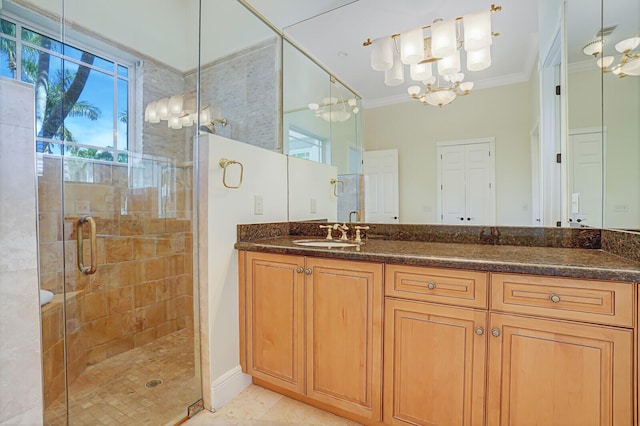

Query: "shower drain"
<box><xmin>145</xmin><ymin>379</ymin><xmax>163</xmax><ymax>389</ymax></box>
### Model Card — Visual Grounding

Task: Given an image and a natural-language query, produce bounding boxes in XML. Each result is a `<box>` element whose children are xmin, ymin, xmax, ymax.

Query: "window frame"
<box><xmin>0</xmin><ymin>9</ymin><xmax>137</xmax><ymax>164</ymax></box>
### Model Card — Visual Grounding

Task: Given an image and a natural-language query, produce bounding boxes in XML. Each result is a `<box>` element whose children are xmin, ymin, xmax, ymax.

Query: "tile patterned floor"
<box><xmin>45</xmin><ymin>329</ymin><xmax>200</xmax><ymax>425</ymax></box>
<box><xmin>185</xmin><ymin>385</ymin><xmax>362</xmax><ymax>426</ymax></box>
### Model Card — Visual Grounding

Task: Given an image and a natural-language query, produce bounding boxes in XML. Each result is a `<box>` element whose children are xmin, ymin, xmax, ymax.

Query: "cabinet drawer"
<box><xmin>385</xmin><ymin>264</ymin><xmax>488</xmax><ymax>309</ymax></box>
<box><xmin>491</xmin><ymin>273</ymin><xmax>634</xmax><ymax>327</ymax></box>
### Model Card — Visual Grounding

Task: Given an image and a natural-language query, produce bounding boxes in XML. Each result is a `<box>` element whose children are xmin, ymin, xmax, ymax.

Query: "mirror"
<box><xmin>283</xmin><ymin>40</ymin><xmax>362</xmax><ymax>222</ymax></box>
<box><xmin>264</xmin><ymin>0</ymin><xmax>639</xmax><ymax>230</ymax></box>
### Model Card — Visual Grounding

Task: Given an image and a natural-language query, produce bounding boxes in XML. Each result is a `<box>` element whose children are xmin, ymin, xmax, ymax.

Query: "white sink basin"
<box><xmin>292</xmin><ymin>239</ymin><xmax>359</xmax><ymax>248</ymax></box>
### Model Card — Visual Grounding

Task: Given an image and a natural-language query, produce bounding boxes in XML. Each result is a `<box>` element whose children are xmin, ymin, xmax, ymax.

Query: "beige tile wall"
<box><xmin>39</xmin><ymin>156</ymin><xmax>194</xmax><ymax>409</ymax></box>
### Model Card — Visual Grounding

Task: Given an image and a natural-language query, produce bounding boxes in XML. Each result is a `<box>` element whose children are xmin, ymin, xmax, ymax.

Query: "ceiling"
<box><xmin>243</xmin><ymin>0</ymin><xmax>540</xmax><ymax>106</ymax></box>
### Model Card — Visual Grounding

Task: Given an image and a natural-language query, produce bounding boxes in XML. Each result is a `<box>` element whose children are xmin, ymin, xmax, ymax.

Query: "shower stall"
<box><xmin>0</xmin><ymin>0</ymin><xmax>203</xmax><ymax>423</ymax></box>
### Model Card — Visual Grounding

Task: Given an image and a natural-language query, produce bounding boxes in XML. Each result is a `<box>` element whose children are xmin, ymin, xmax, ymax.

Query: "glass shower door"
<box><xmin>19</xmin><ymin>0</ymin><xmax>204</xmax><ymax>423</ymax></box>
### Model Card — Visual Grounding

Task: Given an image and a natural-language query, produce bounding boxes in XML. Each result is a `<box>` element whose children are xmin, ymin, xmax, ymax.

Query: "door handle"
<box><xmin>77</xmin><ymin>216</ymin><xmax>97</xmax><ymax>275</ymax></box>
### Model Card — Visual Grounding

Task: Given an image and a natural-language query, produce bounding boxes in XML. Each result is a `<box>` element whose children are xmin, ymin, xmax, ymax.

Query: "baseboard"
<box><xmin>210</xmin><ymin>365</ymin><xmax>252</xmax><ymax>409</ymax></box>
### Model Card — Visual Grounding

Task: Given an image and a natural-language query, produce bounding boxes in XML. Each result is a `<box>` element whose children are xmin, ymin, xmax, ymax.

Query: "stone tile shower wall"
<box><xmin>185</xmin><ymin>38</ymin><xmax>279</xmax><ymax>151</ymax></box>
<box><xmin>38</xmin><ymin>156</ymin><xmax>194</xmax><ymax>409</ymax></box>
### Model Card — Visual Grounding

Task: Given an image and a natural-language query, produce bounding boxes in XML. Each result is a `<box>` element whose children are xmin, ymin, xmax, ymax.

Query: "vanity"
<box><xmin>236</xmin><ymin>222</ymin><xmax>640</xmax><ymax>426</ymax></box>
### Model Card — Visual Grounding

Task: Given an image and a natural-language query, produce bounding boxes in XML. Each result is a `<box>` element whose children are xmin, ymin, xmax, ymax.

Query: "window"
<box><xmin>288</xmin><ymin>127</ymin><xmax>329</xmax><ymax>164</ymax></box>
<box><xmin>0</xmin><ymin>16</ymin><xmax>132</xmax><ymax>163</ymax></box>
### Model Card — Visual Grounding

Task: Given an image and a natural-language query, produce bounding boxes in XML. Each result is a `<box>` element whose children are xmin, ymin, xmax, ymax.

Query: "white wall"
<box><xmin>205</xmin><ymin>134</ymin><xmax>288</xmax><ymax>408</ymax></box>
<box><xmin>0</xmin><ymin>77</ymin><xmax>43</xmax><ymax>425</ymax></box>
<box><xmin>288</xmin><ymin>156</ymin><xmax>337</xmax><ymax>222</ymax></box>
<box><xmin>363</xmin><ymin>81</ymin><xmax>533</xmax><ymax>225</ymax></box>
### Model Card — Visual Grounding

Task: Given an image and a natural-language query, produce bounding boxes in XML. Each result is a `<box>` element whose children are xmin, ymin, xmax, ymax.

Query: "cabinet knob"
<box><xmin>549</xmin><ymin>294</ymin><xmax>561</xmax><ymax>303</ymax></box>
<box><xmin>427</xmin><ymin>282</ymin><xmax>436</xmax><ymax>290</ymax></box>
<box><xmin>474</xmin><ymin>326</ymin><xmax>485</xmax><ymax>336</ymax></box>
<box><xmin>491</xmin><ymin>328</ymin><xmax>501</xmax><ymax>337</ymax></box>
<box><xmin>296</xmin><ymin>267</ymin><xmax>303</xmax><ymax>273</ymax></box>
<box><xmin>305</xmin><ymin>268</ymin><xmax>312</xmax><ymax>275</ymax></box>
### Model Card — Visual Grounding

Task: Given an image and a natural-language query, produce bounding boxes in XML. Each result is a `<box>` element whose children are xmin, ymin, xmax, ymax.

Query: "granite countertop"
<box><xmin>235</xmin><ymin>236</ymin><xmax>640</xmax><ymax>282</ymax></box>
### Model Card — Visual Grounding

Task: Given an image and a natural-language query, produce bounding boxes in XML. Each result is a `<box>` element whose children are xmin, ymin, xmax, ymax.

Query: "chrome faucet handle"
<box><xmin>336</xmin><ymin>223</ymin><xmax>349</xmax><ymax>240</ymax></box>
<box><xmin>354</xmin><ymin>225</ymin><xmax>370</xmax><ymax>244</ymax></box>
<box><xmin>319</xmin><ymin>224</ymin><xmax>334</xmax><ymax>240</ymax></box>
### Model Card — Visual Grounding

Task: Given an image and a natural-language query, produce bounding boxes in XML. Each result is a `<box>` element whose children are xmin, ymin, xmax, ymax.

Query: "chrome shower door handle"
<box><xmin>77</xmin><ymin>215</ymin><xmax>97</xmax><ymax>275</ymax></box>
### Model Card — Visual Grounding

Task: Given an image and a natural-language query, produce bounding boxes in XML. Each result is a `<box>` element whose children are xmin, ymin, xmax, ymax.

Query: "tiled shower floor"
<box><xmin>45</xmin><ymin>328</ymin><xmax>199</xmax><ymax>425</ymax></box>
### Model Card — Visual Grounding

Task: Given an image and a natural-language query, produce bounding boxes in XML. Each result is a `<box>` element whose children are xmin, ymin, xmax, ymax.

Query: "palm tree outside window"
<box><xmin>0</xmin><ymin>15</ymin><xmax>131</xmax><ymax>165</ymax></box>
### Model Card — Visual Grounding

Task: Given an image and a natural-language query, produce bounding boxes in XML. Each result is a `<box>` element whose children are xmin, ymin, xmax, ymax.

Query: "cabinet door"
<box><xmin>384</xmin><ymin>299</ymin><xmax>487</xmax><ymax>425</ymax></box>
<box><xmin>305</xmin><ymin>258</ymin><xmax>383</xmax><ymax>421</ymax></box>
<box><xmin>245</xmin><ymin>252</ymin><xmax>305</xmax><ymax>394</ymax></box>
<box><xmin>487</xmin><ymin>313</ymin><xmax>633</xmax><ymax>426</ymax></box>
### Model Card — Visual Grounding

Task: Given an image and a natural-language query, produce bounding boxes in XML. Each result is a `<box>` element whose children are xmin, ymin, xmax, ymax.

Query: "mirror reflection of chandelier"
<box><xmin>408</xmin><ymin>73</ymin><xmax>473</xmax><ymax>107</ymax></box>
<box><xmin>582</xmin><ymin>33</ymin><xmax>640</xmax><ymax>77</ymax></box>
<box><xmin>363</xmin><ymin>4</ymin><xmax>502</xmax><ymax>107</ymax></box>
<box><xmin>308</xmin><ymin>97</ymin><xmax>359</xmax><ymax>122</ymax></box>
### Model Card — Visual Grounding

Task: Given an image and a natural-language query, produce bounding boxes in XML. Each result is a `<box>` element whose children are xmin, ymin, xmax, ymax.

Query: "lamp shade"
<box><xmin>467</xmin><ymin>46</ymin><xmax>492</xmax><ymax>71</ymax></box>
<box><xmin>583</xmin><ymin>39</ymin><xmax>604</xmax><ymax>56</ymax></box>
<box><xmin>424</xmin><ymin>89</ymin><xmax>456</xmax><ymax>107</ymax></box>
<box><xmin>437</xmin><ymin>49</ymin><xmax>461</xmax><ymax>75</ymax></box>
<box><xmin>596</xmin><ymin>56</ymin><xmax>615</xmax><ymax>69</ymax></box>
<box><xmin>168</xmin><ymin>94</ymin><xmax>184</xmax><ymax>115</ymax></box>
<box><xmin>145</xmin><ymin>102</ymin><xmax>159</xmax><ymax>123</ymax></box>
<box><xmin>199</xmin><ymin>106</ymin><xmax>211</xmax><ymax>123</ymax></box>
<box><xmin>410</xmin><ymin>61</ymin><xmax>433</xmax><ymax>81</ymax></box>
<box><xmin>384</xmin><ymin>56</ymin><xmax>405</xmax><ymax>86</ymax></box>
<box><xmin>407</xmin><ymin>85</ymin><xmax>422</xmax><ymax>97</ymax></box>
<box><xmin>424</xmin><ymin>75</ymin><xmax>437</xmax><ymax>86</ymax></box>
<box><xmin>459</xmin><ymin>81</ymin><xmax>474</xmax><ymax>92</ymax></box>
<box><xmin>463</xmin><ymin>10</ymin><xmax>492</xmax><ymax>51</ymax></box>
<box><xmin>181</xmin><ymin>114</ymin><xmax>194</xmax><ymax>127</ymax></box>
<box><xmin>401</xmin><ymin>27</ymin><xmax>425</xmax><ymax>64</ymax></box>
<box><xmin>621</xmin><ymin>57</ymin><xmax>640</xmax><ymax>76</ymax></box>
<box><xmin>431</xmin><ymin>18</ymin><xmax>457</xmax><ymax>59</ymax></box>
<box><xmin>615</xmin><ymin>37</ymin><xmax>640</xmax><ymax>53</ymax></box>
<box><xmin>168</xmin><ymin>115</ymin><xmax>182</xmax><ymax>129</ymax></box>
<box><xmin>156</xmin><ymin>98</ymin><xmax>169</xmax><ymax>120</ymax></box>
<box><xmin>371</xmin><ymin>37</ymin><xmax>394</xmax><ymax>71</ymax></box>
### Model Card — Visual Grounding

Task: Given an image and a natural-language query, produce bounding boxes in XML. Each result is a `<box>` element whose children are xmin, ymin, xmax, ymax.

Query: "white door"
<box><xmin>530</xmin><ymin>124</ymin><xmax>543</xmax><ymax>226</ymax></box>
<box><xmin>363</xmin><ymin>149</ymin><xmax>399</xmax><ymax>223</ymax></box>
<box><xmin>440</xmin><ymin>146</ymin><xmax>467</xmax><ymax>224</ymax></box>
<box><xmin>568</xmin><ymin>130</ymin><xmax>603</xmax><ymax>227</ymax></box>
<box><xmin>437</xmin><ymin>141</ymin><xmax>495</xmax><ymax>225</ymax></box>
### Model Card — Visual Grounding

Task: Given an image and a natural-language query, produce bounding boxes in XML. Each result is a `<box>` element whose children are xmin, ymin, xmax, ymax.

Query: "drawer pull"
<box><xmin>427</xmin><ymin>282</ymin><xmax>436</xmax><ymax>290</ymax></box>
<box><xmin>305</xmin><ymin>268</ymin><xmax>312</xmax><ymax>275</ymax></box>
<box><xmin>474</xmin><ymin>327</ymin><xmax>485</xmax><ymax>336</ymax></box>
<box><xmin>549</xmin><ymin>294</ymin><xmax>561</xmax><ymax>303</ymax></box>
<box><xmin>491</xmin><ymin>328</ymin><xmax>501</xmax><ymax>337</ymax></box>
<box><xmin>296</xmin><ymin>267</ymin><xmax>304</xmax><ymax>273</ymax></box>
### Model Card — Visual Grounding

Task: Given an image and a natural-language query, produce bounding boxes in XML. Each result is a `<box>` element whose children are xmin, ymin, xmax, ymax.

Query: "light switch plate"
<box><xmin>310</xmin><ymin>198</ymin><xmax>317</xmax><ymax>214</ymax></box>
<box><xmin>254</xmin><ymin>194</ymin><xmax>263</xmax><ymax>215</ymax></box>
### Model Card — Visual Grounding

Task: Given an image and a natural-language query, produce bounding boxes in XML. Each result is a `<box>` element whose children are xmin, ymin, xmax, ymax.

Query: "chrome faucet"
<box><xmin>349</xmin><ymin>210</ymin><xmax>360</xmax><ymax>223</ymax></box>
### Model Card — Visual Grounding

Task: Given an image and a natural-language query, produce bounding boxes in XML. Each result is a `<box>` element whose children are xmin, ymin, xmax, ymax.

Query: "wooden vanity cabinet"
<box><xmin>486</xmin><ymin>312</ymin><xmax>634</xmax><ymax>426</ymax></box>
<box><xmin>384</xmin><ymin>267</ymin><xmax>635</xmax><ymax>426</ymax></box>
<box><xmin>384</xmin><ymin>298</ymin><xmax>487</xmax><ymax>425</ymax></box>
<box><xmin>242</xmin><ymin>252</ymin><xmax>306</xmax><ymax>394</ymax></box>
<box><xmin>487</xmin><ymin>273</ymin><xmax>635</xmax><ymax>426</ymax></box>
<box><xmin>240</xmin><ymin>251</ymin><xmax>384</xmax><ymax>422</ymax></box>
<box><xmin>384</xmin><ymin>265</ymin><xmax>489</xmax><ymax>425</ymax></box>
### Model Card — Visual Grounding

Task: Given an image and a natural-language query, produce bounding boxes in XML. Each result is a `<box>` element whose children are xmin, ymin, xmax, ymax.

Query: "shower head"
<box><xmin>199</xmin><ymin>118</ymin><xmax>228</xmax><ymax>134</ymax></box>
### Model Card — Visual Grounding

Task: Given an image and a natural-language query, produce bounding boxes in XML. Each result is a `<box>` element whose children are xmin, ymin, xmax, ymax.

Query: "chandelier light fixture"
<box><xmin>582</xmin><ymin>32</ymin><xmax>640</xmax><ymax>77</ymax></box>
<box><xmin>144</xmin><ymin>91</ymin><xmax>227</xmax><ymax>130</ymax></box>
<box><xmin>363</xmin><ymin>4</ymin><xmax>502</xmax><ymax>107</ymax></box>
<box><xmin>308</xmin><ymin>97</ymin><xmax>359</xmax><ymax>123</ymax></box>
